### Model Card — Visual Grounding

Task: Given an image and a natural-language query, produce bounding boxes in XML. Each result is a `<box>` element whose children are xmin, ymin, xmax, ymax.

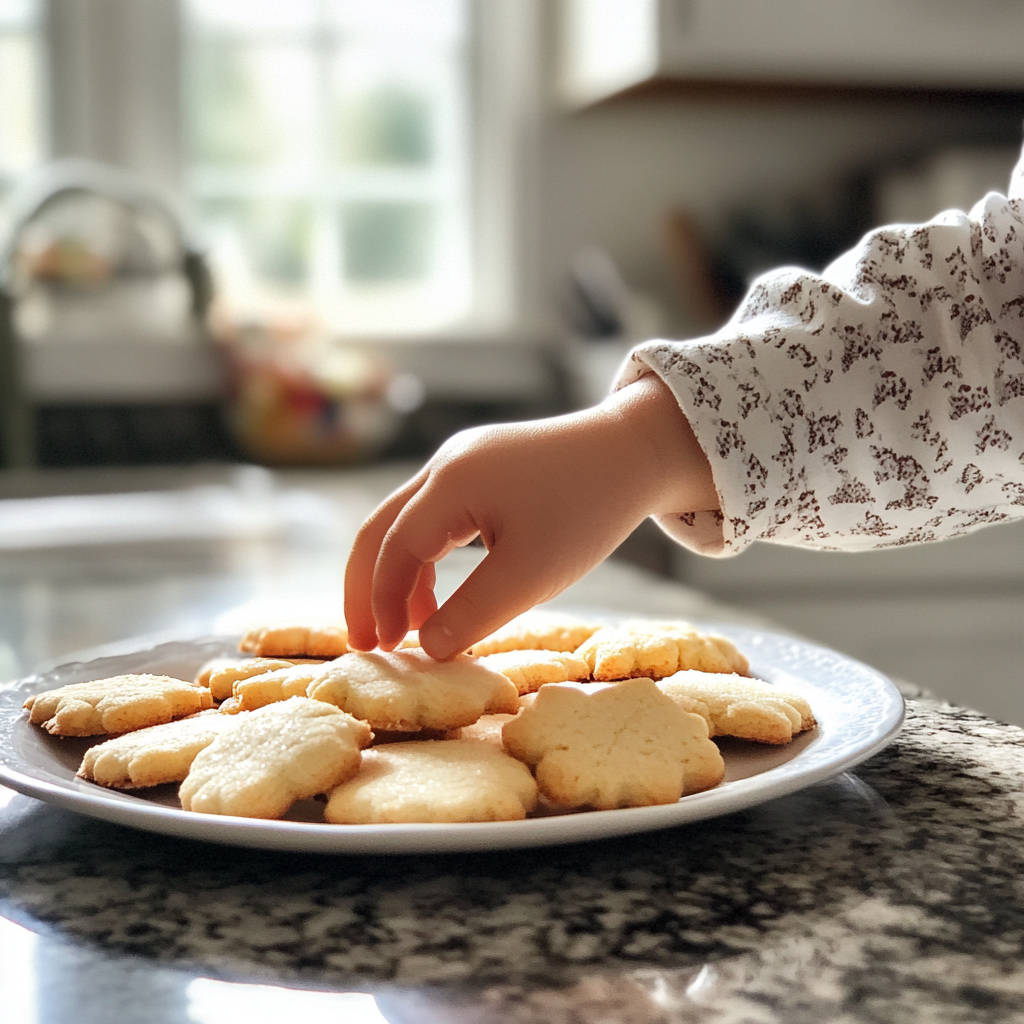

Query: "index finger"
<box><xmin>343</xmin><ymin>469</ymin><xmax>429</xmax><ymax>650</ymax></box>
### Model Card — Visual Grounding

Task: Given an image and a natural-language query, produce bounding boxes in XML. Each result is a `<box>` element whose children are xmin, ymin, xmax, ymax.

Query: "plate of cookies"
<box><xmin>0</xmin><ymin>612</ymin><xmax>904</xmax><ymax>853</ymax></box>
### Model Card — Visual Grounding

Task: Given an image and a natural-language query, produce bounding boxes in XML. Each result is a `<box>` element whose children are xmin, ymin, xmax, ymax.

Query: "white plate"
<box><xmin>0</xmin><ymin>628</ymin><xmax>904</xmax><ymax>854</ymax></box>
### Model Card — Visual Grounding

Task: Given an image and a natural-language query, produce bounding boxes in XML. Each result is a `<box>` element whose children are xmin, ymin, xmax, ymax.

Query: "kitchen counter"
<box><xmin>1</xmin><ymin>465</ymin><xmax>1023</xmax><ymax>1023</ymax></box>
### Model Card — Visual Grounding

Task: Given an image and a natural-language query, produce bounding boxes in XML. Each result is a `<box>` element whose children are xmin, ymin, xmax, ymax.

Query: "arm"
<box><xmin>623</xmin><ymin>185</ymin><xmax>1024</xmax><ymax>556</ymax></box>
<box><xmin>344</xmin><ymin>375</ymin><xmax>717</xmax><ymax>660</ymax></box>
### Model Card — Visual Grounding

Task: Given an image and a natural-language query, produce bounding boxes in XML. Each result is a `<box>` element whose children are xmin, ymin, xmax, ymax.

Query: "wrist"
<box><xmin>599</xmin><ymin>375</ymin><xmax>719</xmax><ymax>517</ymax></box>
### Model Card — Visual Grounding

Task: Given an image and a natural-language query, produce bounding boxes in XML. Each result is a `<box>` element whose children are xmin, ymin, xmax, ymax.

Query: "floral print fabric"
<box><xmin>618</xmin><ymin>147</ymin><xmax>1024</xmax><ymax>557</ymax></box>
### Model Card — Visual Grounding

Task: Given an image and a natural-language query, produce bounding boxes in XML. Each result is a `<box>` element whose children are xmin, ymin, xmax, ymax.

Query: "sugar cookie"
<box><xmin>502</xmin><ymin>678</ymin><xmax>724</xmax><ymax>809</ymax></box>
<box><xmin>195</xmin><ymin>657</ymin><xmax>242</xmax><ymax>689</ymax></box>
<box><xmin>238</xmin><ymin>622</ymin><xmax>348</xmax><ymax>658</ymax></box>
<box><xmin>307</xmin><ymin>649</ymin><xmax>519</xmax><ymax>732</ymax></box>
<box><xmin>469</xmin><ymin>610</ymin><xmax>599</xmax><ymax>657</ymax></box>
<box><xmin>179</xmin><ymin>697</ymin><xmax>371</xmax><ymax>818</ymax></box>
<box><xmin>575</xmin><ymin>621</ymin><xmax>749</xmax><ymax>680</ymax></box>
<box><xmin>204</xmin><ymin>657</ymin><xmax>294</xmax><ymax>701</ymax></box>
<box><xmin>657</xmin><ymin>670</ymin><xmax>815</xmax><ymax>745</ymax></box>
<box><xmin>456</xmin><ymin>713</ymin><xmax>519</xmax><ymax>751</ymax></box>
<box><xmin>324</xmin><ymin>739</ymin><xmax>537</xmax><ymax>823</ymax></box>
<box><xmin>23</xmin><ymin>674</ymin><xmax>213</xmax><ymax>737</ymax></box>
<box><xmin>477</xmin><ymin>649</ymin><xmax>590</xmax><ymax>695</ymax></box>
<box><xmin>231</xmin><ymin>663</ymin><xmax>328</xmax><ymax>712</ymax></box>
<box><xmin>78</xmin><ymin>710</ymin><xmax>241</xmax><ymax>789</ymax></box>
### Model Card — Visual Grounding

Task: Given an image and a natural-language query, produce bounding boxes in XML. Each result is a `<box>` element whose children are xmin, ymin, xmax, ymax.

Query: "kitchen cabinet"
<box><xmin>562</xmin><ymin>0</ymin><xmax>1024</xmax><ymax>107</ymax></box>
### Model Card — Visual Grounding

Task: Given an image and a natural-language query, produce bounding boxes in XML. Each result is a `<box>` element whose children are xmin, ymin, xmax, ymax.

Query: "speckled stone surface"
<box><xmin>2</xmin><ymin>697</ymin><xmax>1024</xmax><ymax>1022</ymax></box>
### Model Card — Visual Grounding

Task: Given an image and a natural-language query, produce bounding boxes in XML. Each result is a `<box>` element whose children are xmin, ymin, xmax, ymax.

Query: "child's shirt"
<box><xmin>618</xmin><ymin>145</ymin><xmax>1024</xmax><ymax>557</ymax></box>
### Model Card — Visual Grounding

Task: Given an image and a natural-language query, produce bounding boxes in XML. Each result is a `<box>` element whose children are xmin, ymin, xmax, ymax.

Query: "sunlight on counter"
<box><xmin>0</xmin><ymin>916</ymin><xmax>39</xmax><ymax>1024</ymax></box>
<box><xmin>186</xmin><ymin>979</ymin><xmax>388</xmax><ymax>1024</ymax></box>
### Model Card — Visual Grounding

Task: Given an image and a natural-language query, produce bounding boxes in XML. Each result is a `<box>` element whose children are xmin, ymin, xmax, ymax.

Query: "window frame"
<box><xmin>42</xmin><ymin>0</ymin><xmax>545</xmax><ymax>344</ymax></box>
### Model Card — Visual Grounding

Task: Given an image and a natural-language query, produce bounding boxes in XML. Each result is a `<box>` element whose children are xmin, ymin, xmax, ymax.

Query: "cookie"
<box><xmin>23</xmin><ymin>674</ymin><xmax>213</xmax><ymax>737</ymax></box>
<box><xmin>195</xmin><ymin>657</ymin><xmax>242</xmax><ymax>689</ymax></box>
<box><xmin>230</xmin><ymin>663</ymin><xmax>329</xmax><ymax>712</ymax></box>
<box><xmin>575</xmin><ymin>622</ymin><xmax>749</xmax><ymax>681</ymax></box>
<box><xmin>204</xmin><ymin>657</ymin><xmax>294</xmax><ymax>701</ymax></box>
<box><xmin>469</xmin><ymin>610</ymin><xmax>599</xmax><ymax>657</ymax></box>
<box><xmin>179</xmin><ymin>697</ymin><xmax>372</xmax><ymax>818</ymax></box>
<box><xmin>307</xmin><ymin>649</ymin><xmax>519</xmax><ymax>732</ymax></box>
<box><xmin>238</xmin><ymin>622</ymin><xmax>348</xmax><ymax>658</ymax></box>
<box><xmin>657</xmin><ymin>670</ymin><xmax>816</xmax><ymax>745</ymax></box>
<box><xmin>477</xmin><ymin>650</ymin><xmax>591</xmax><ymax>695</ymax></box>
<box><xmin>324</xmin><ymin>739</ymin><xmax>537</xmax><ymax>824</ymax></box>
<box><xmin>78</xmin><ymin>710</ymin><xmax>241</xmax><ymax>789</ymax></box>
<box><xmin>456</xmin><ymin>713</ymin><xmax>519</xmax><ymax>751</ymax></box>
<box><xmin>502</xmin><ymin>678</ymin><xmax>724</xmax><ymax>809</ymax></box>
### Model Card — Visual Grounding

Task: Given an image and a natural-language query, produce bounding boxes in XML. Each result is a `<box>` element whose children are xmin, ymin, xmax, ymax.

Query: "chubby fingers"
<box><xmin>371</xmin><ymin>483</ymin><xmax>481</xmax><ymax>649</ymax></box>
<box><xmin>344</xmin><ymin>470</ymin><xmax>429</xmax><ymax>650</ymax></box>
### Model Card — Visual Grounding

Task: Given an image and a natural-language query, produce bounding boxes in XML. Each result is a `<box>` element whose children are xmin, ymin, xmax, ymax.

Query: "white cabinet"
<box><xmin>562</xmin><ymin>0</ymin><xmax>1024</xmax><ymax>106</ymax></box>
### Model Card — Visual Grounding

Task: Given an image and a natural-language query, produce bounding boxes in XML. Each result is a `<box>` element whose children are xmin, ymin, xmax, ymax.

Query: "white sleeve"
<box><xmin>617</xmin><ymin>149</ymin><xmax>1024</xmax><ymax>557</ymax></box>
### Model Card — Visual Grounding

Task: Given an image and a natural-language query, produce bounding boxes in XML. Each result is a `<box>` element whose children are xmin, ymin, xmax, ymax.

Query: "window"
<box><xmin>183</xmin><ymin>0</ymin><xmax>472</xmax><ymax>334</ymax></box>
<box><xmin>0</xmin><ymin>0</ymin><xmax>43</xmax><ymax>216</ymax></box>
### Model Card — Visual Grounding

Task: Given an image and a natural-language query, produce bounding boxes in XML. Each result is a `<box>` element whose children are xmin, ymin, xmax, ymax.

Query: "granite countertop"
<box><xmin>2</xmin><ymin>698</ymin><xmax>1024</xmax><ymax>1023</ymax></box>
<box><xmin>1</xmin><ymin>465</ymin><xmax>1023</xmax><ymax>1023</ymax></box>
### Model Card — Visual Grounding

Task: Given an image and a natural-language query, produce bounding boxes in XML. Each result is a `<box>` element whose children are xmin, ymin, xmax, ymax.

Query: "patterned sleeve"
<box><xmin>617</xmin><ymin>148</ymin><xmax>1024</xmax><ymax>557</ymax></box>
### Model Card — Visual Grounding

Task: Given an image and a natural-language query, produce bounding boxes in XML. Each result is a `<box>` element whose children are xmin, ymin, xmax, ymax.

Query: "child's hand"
<box><xmin>344</xmin><ymin>375</ymin><xmax>719</xmax><ymax>660</ymax></box>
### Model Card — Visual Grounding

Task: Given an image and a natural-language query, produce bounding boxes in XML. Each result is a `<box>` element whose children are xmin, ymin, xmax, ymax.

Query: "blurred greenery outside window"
<box><xmin>0</xmin><ymin>0</ymin><xmax>43</xmax><ymax>227</ymax></box>
<box><xmin>184</xmin><ymin>0</ymin><xmax>471</xmax><ymax>335</ymax></box>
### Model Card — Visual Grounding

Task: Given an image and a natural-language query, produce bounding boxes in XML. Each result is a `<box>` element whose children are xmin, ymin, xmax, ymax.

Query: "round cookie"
<box><xmin>324</xmin><ymin>739</ymin><xmax>538</xmax><ymax>823</ymax></box>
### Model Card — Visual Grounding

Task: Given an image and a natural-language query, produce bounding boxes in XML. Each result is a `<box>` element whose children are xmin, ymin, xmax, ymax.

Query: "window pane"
<box><xmin>200</xmin><ymin>198</ymin><xmax>312</xmax><ymax>286</ymax></box>
<box><xmin>0</xmin><ymin>0</ymin><xmax>42</xmax><ymax>187</ymax></box>
<box><xmin>184</xmin><ymin>0</ymin><xmax>471</xmax><ymax>333</ymax></box>
<box><xmin>337</xmin><ymin>83</ymin><xmax>433</xmax><ymax>167</ymax></box>
<box><xmin>341</xmin><ymin>201</ymin><xmax>433</xmax><ymax>281</ymax></box>
<box><xmin>187</xmin><ymin>0</ymin><xmax>319</xmax><ymax>36</ymax></box>
<box><xmin>186</xmin><ymin>41</ymin><xmax>316</xmax><ymax>169</ymax></box>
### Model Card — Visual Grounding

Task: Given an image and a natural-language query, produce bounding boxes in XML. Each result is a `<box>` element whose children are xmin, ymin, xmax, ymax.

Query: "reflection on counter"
<box><xmin>187</xmin><ymin>980</ymin><xmax>387</xmax><ymax>1024</ymax></box>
